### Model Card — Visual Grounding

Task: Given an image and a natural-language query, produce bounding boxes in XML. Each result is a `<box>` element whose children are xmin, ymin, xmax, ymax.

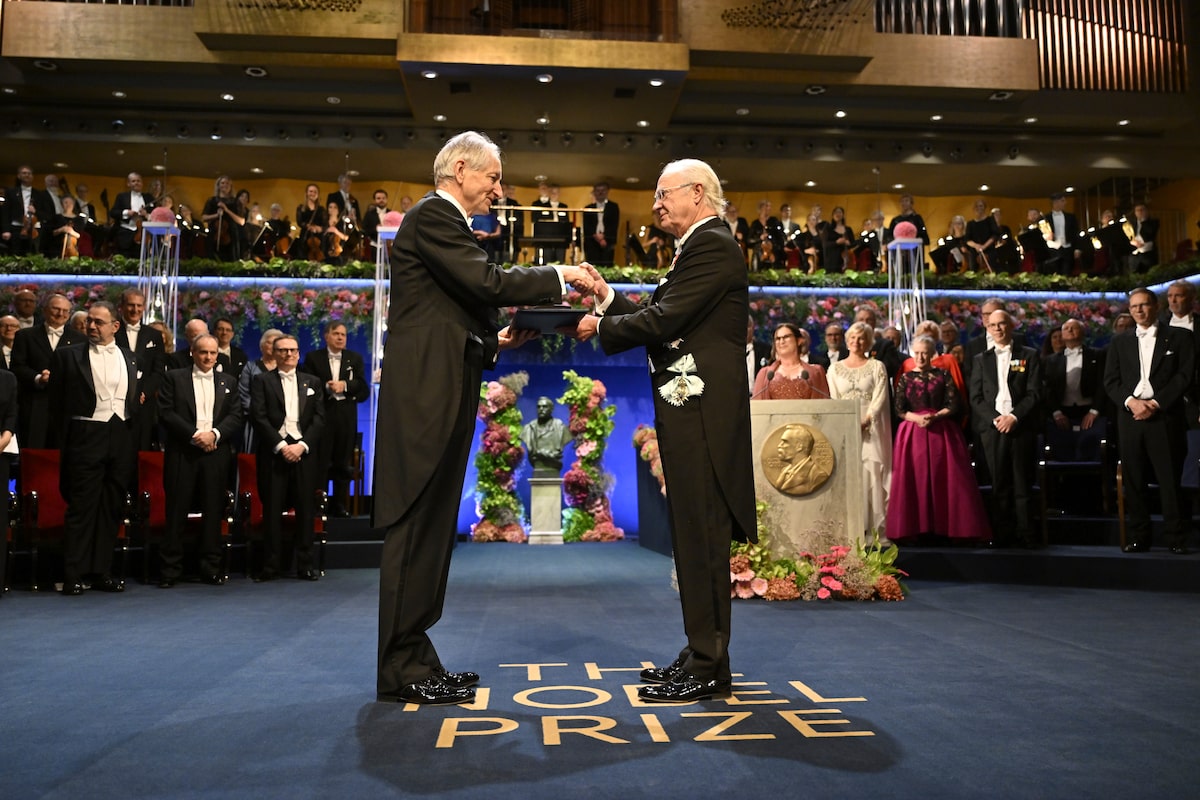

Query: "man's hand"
<box><xmin>1053</xmin><ymin>413</ymin><xmax>1071</xmax><ymax>430</ymax></box>
<box><xmin>327</xmin><ymin>379</ymin><xmax>346</xmax><ymax>394</ymax></box>
<box><xmin>561</xmin><ymin>265</ymin><xmax>595</xmax><ymax>296</ymax></box>
<box><xmin>584</xmin><ymin>264</ymin><xmax>610</xmax><ymax>303</ymax></box>
<box><xmin>1128</xmin><ymin>398</ymin><xmax>1158</xmax><ymax>421</ymax></box>
<box><xmin>1080</xmin><ymin>410</ymin><xmax>1098</xmax><ymax>430</ymax></box>
<box><xmin>568</xmin><ymin>314</ymin><xmax>600</xmax><ymax>343</ymax></box>
<box><xmin>498</xmin><ymin>325</ymin><xmax>539</xmax><ymax>351</ymax></box>
<box><xmin>191</xmin><ymin>430</ymin><xmax>218</xmax><ymax>452</ymax></box>
<box><xmin>994</xmin><ymin>413</ymin><xmax>1017</xmax><ymax>434</ymax></box>
<box><xmin>281</xmin><ymin>442</ymin><xmax>306</xmax><ymax>463</ymax></box>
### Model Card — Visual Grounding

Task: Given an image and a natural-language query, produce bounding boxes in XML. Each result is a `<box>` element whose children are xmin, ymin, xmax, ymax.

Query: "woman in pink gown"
<box><xmin>886</xmin><ymin>335</ymin><xmax>991</xmax><ymax>544</ymax></box>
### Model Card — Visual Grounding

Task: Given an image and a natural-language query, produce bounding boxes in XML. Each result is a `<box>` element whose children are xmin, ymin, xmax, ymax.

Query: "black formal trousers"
<box><xmin>1117</xmin><ymin>410</ymin><xmax>1187</xmax><ymax>545</ymax></box>
<box><xmin>0</xmin><ymin>454</ymin><xmax>9</xmax><ymax>594</ymax></box>
<box><xmin>61</xmin><ymin>417</ymin><xmax>134</xmax><ymax>582</ymax></box>
<box><xmin>377</xmin><ymin>340</ymin><xmax>482</xmax><ymax>696</ymax></box>
<box><xmin>257</xmin><ymin>442</ymin><xmax>319</xmax><ymax>576</ymax></box>
<box><xmin>161</xmin><ymin>444</ymin><xmax>233</xmax><ymax>580</ymax></box>
<box><xmin>977</xmin><ymin>426</ymin><xmax>1036</xmax><ymax>542</ymax></box>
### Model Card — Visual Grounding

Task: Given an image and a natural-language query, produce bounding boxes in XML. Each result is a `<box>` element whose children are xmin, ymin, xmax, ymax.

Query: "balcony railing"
<box><xmin>409</xmin><ymin>0</ymin><xmax>678</xmax><ymax>43</ymax></box>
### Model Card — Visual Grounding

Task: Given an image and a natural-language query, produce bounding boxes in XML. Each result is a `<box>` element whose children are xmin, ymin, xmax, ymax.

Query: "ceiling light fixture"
<box><xmin>421</xmin><ymin>70</ymin><xmax>438</xmax><ymax>79</ymax></box>
<box><xmin>536</xmin><ymin>114</ymin><xmax>550</xmax><ymax>127</ymax></box>
<box><xmin>930</xmin><ymin>114</ymin><xmax>943</xmax><ymax>121</ymax></box>
<box><xmin>735</xmin><ymin>108</ymin><xmax>750</xmax><ymax>116</ymax></box>
<box><xmin>835</xmin><ymin>110</ymin><xmax>847</xmax><ymax>119</ymax></box>
<box><xmin>648</xmin><ymin>78</ymin><xmax>664</xmax><ymax>88</ymax></box>
<box><xmin>112</xmin><ymin>90</ymin><xmax>127</xmax><ymax>99</ymax></box>
<box><xmin>251</xmin><ymin>167</ymin><xmax>264</xmax><ymax>174</ymax></box>
<box><xmin>1024</xmin><ymin>116</ymin><xmax>1038</xmax><ymax>124</ymax></box>
<box><xmin>326</xmin><ymin>96</ymin><xmax>341</xmax><ymax>105</ymax></box>
<box><xmin>805</xmin><ymin>84</ymin><xmax>826</xmax><ymax>95</ymax></box>
<box><xmin>221</xmin><ymin>93</ymin><xmax>235</xmax><ymax>102</ymax></box>
<box><xmin>433</xmin><ymin>114</ymin><xmax>447</xmax><ymax>122</ymax></box>
<box><xmin>244</xmin><ymin>66</ymin><xmax>268</xmax><ymax>78</ymax></box>
<box><xmin>536</xmin><ymin>73</ymin><xmax>553</xmax><ymax>84</ymax></box>
<box><xmin>805</xmin><ymin>180</ymin><xmax>817</xmax><ymax>188</ymax></box>
<box><xmin>33</xmin><ymin>60</ymin><xmax>58</xmax><ymax>72</ymax></box>
<box><xmin>979</xmin><ymin>184</ymin><xmax>990</xmax><ymax>191</ymax></box>
<box><xmin>1118</xmin><ymin>119</ymin><xmax>1130</xmax><ymax>126</ymax></box>
<box><xmin>636</xmin><ymin>120</ymin><xmax>650</xmax><ymax>128</ymax></box>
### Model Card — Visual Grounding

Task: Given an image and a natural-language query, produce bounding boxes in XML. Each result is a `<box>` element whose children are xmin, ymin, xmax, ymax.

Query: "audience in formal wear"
<box><xmin>301</xmin><ymin>322</ymin><xmax>368</xmax><ymax>517</ymax></box>
<box><xmin>1103</xmin><ymin>288</ymin><xmax>1193</xmax><ymax>554</ymax></box>
<box><xmin>0</xmin><ymin>314</ymin><xmax>19</xmax><ymax>370</ymax></box>
<box><xmin>168</xmin><ymin>319</ymin><xmax>233</xmax><ymax>373</ymax></box>
<box><xmin>239</xmin><ymin>328</ymin><xmax>285</xmax><ymax>454</ymax></box>
<box><xmin>582</xmin><ymin>182</ymin><xmax>619</xmax><ymax>267</ymax></box>
<box><xmin>829</xmin><ymin>321</ymin><xmax>893</xmax><ymax>533</ymax></box>
<box><xmin>887</xmin><ymin>335</ymin><xmax>990</xmax><ymax>544</ymax></box>
<box><xmin>1041</xmin><ymin>324</ymin><xmax>1064</xmax><ymax>357</ymax></box>
<box><xmin>249</xmin><ymin>334</ymin><xmax>325</xmax><ymax>582</ymax></box>
<box><xmin>49</xmin><ymin>301</ymin><xmax>139</xmax><ymax>595</ymax></box>
<box><xmin>753</xmin><ymin>322</ymin><xmax>830</xmax><ymax>400</ymax></box>
<box><xmin>156</xmin><ymin>334</ymin><xmax>242</xmax><ymax>587</ymax></box>
<box><xmin>12</xmin><ymin>293</ymin><xmax>85</xmax><ymax>449</ymax></box>
<box><xmin>969</xmin><ymin>308</ymin><xmax>1042</xmax><ymax>548</ymax></box>
<box><xmin>116</xmin><ymin>288</ymin><xmax>167</xmax><ymax>451</ymax></box>
<box><xmin>821</xmin><ymin>322</ymin><xmax>847</xmax><ymax>368</ymax></box>
<box><xmin>899</xmin><ymin>320</ymin><xmax>965</xmax><ymax>397</ymax></box>
<box><xmin>213</xmin><ymin>318</ymin><xmax>247</xmax><ymax>378</ymax></box>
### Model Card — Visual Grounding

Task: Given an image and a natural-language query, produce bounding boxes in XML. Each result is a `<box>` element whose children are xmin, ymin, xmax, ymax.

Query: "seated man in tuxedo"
<box><xmin>249</xmin><ymin>335</ymin><xmax>325</xmax><ymax>581</ymax></box>
<box><xmin>1104</xmin><ymin>288</ymin><xmax>1194</xmax><ymax>554</ymax></box>
<box><xmin>48</xmin><ymin>301</ymin><xmax>139</xmax><ymax>595</ymax></box>
<box><xmin>969</xmin><ymin>308</ymin><xmax>1042</xmax><ymax>548</ymax></box>
<box><xmin>301</xmin><ymin>322</ymin><xmax>368</xmax><ymax>517</ymax></box>
<box><xmin>157</xmin><ymin>334</ymin><xmax>242</xmax><ymax>587</ymax></box>
<box><xmin>1044</xmin><ymin>318</ymin><xmax>1106</xmax><ymax>430</ymax></box>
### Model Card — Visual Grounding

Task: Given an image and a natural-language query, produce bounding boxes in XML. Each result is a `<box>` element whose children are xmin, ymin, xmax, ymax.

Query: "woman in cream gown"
<box><xmin>828</xmin><ymin>321</ymin><xmax>892</xmax><ymax>533</ymax></box>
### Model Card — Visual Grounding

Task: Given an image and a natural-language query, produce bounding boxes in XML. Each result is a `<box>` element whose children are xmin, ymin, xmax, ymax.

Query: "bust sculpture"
<box><xmin>521</xmin><ymin>396</ymin><xmax>572</xmax><ymax>475</ymax></box>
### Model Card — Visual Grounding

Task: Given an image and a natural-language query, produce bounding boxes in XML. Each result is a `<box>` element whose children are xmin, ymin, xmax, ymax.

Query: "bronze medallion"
<box><xmin>762</xmin><ymin>422</ymin><xmax>835</xmax><ymax>497</ymax></box>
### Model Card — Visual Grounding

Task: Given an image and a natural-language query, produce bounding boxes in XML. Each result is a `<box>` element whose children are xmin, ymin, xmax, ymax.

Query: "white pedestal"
<box><xmin>751</xmin><ymin>399</ymin><xmax>864</xmax><ymax>557</ymax></box>
<box><xmin>528</xmin><ymin>476</ymin><xmax>565</xmax><ymax>545</ymax></box>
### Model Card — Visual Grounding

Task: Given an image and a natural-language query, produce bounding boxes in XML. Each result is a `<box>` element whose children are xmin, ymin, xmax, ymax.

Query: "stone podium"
<box><xmin>528</xmin><ymin>476</ymin><xmax>565</xmax><ymax>545</ymax></box>
<box><xmin>751</xmin><ymin>399</ymin><xmax>864</xmax><ymax>557</ymax></box>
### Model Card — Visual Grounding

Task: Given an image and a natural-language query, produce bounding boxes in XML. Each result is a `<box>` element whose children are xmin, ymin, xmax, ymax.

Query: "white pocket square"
<box><xmin>137</xmin><ymin>370</ymin><xmax>143</xmax><ymax>379</ymax></box>
<box><xmin>146</xmin><ymin>341</ymin><xmax>157</xmax><ymax>349</ymax></box>
<box><xmin>306</xmin><ymin>387</ymin><xmax>315</xmax><ymax>396</ymax></box>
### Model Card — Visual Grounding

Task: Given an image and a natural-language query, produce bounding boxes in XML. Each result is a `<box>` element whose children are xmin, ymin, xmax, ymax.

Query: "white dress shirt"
<box><xmin>993</xmin><ymin>344</ymin><xmax>1014</xmax><ymax>416</ymax></box>
<box><xmin>86</xmin><ymin>342</ymin><xmax>128</xmax><ymax>422</ymax></box>
<box><xmin>192</xmin><ymin>367</ymin><xmax>216</xmax><ymax>436</ymax></box>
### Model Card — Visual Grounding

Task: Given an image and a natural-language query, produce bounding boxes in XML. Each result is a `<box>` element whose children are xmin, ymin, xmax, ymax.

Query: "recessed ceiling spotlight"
<box><xmin>1024</xmin><ymin>116</ymin><xmax>1038</xmax><ymax>124</ymax></box>
<box><xmin>930</xmin><ymin>114</ymin><xmax>943</xmax><ymax>121</ymax></box>
<box><xmin>988</xmin><ymin>90</ymin><xmax>1013</xmax><ymax>101</ymax></box>
<box><xmin>210</xmin><ymin>127</ymin><xmax>222</xmax><ymax>141</ymax></box>
<box><xmin>244</xmin><ymin>66</ymin><xmax>268</xmax><ymax>78</ymax></box>
<box><xmin>152</xmin><ymin>164</ymin><xmax>165</xmax><ymax>172</ymax></box>
<box><xmin>2</xmin><ymin>88</ymin><xmax>15</xmax><ymax>95</ymax></box>
<box><xmin>979</xmin><ymin>184</ymin><xmax>990</xmax><ymax>191</ymax></box>
<box><xmin>221</xmin><ymin>93</ymin><xmax>235</xmax><ymax>102</ymax></box>
<box><xmin>625</xmin><ymin>177</ymin><xmax>639</xmax><ymax>183</ymax></box>
<box><xmin>54</xmin><ymin>162</ymin><xmax>68</xmax><ymax>169</ymax></box>
<box><xmin>636</xmin><ymin>119</ymin><xmax>650</xmax><ymax>128</ymax></box>
<box><xmin>433</xmin><ymin>114</ymin><xmax>447</xmax><ymax>122</ymax></box>
<box><xmin>648</xmin><ymin>78</ymin><xmax>664</xmax><ymax>88</ymax></box>
<box><xmin>805</xmin><ymin>180</ymin><xmax>817</xmax><ymax>188</ymax></box>
<box><xmin>116</xmin><ymin>149</ymin><xmax>125</xmax><ymax>156</ymax></box>
<box><xmin>1118</xmin><ymin>119</ymin><xmax>1130</xmax><ymax>126</ymax></box>
<box><xmin>536</xmin><ymin>73</ymin><xmax>553</xmax><ymax>84</ymax></box>
<box><xmin>536</xmin><ymin>115</ymin><xmax>550</xmax><ymax>126</ymax></box>
<box><xmin>534</xmin><ymin>174</ymin><xmax>547</xmax><ymax>183</ymax></box>
<box><xmin>735</xmin><ymin>108</ymin><xmax>750</xmax><ymax>116</ymax></box>
<box><xmin>893</xmin><ymin>183</ymin><xmax>905</xmax><ymax>189</ymax></box>
<box><xmin>835</xmin><ymin>110</ymin><xmax>847</xmax><ymax>119</ymax></box>
<box><xmin>421</xmin><ymin>70</ymin><xmax>438</xmax><ymax>79</ymax></box>
<box><xmin>1065</xmin><ymin>186</ymin><xmax>1075</xmax><ymax>193</ymax></box>
<box><xmin>33</xmin><ymin>60</ymin><xmax>58</xmax><ymax>72</ymax></box>
<box><xmin>347</xmin><ymin>169</ymin><xmax>360</xmax><ymax>177</ymax></box>
<box><xmin>112</xmin><ymin>90</ymin><xmax>127</xmax><ymax>99</ymax></box>
<box><xmin>805</xmin><ymin>84</ymin><xmax>826</xmax><ymax>95</ymax></box>
<box><xmin>326</xmin><ymin>96</ymin><xmax>341</xmax><ymax>105</ymax></box>
<box><xmin>251</xmin><ymin>167</ymin><xmax>264</xmax><ymax>174</ymax></box>
<box><xmin>243</xmin><ymin>126</ymin><xmax>257</xmax><ymax>141</ymax></box>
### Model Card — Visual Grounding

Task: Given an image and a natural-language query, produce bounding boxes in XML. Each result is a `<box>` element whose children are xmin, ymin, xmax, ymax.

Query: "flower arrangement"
<box><xmin>558</xmin><ymin>369</ymin><xmax>624</xmax><ymax>542</ymax></box>
<box><xmin>730</xmin><ymin>506</ymin><xmax>907</xmax><ymax>602</ymax></box>
<box><xmin>632</xmin><ymin>424</ymin><xmax>665</xmax><ymax>495</ymax></box>
<box><xmin>470</xmin><ymin>372</ymin><xmax>530</xmax><ymax>543</ymax></box>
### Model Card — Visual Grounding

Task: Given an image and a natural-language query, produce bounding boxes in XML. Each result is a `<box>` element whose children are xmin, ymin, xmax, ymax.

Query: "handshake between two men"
<box><xmin>497</xmin><ymin>263</ymin><xmax>609</xmax><ymax>351</ymax></box>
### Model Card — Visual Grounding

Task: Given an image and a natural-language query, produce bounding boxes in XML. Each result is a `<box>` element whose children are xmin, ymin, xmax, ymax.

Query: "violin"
<box><xmin>22</xmin><ymin>206</ymin><xmax>38</xmax><ymax>241</ymax></box>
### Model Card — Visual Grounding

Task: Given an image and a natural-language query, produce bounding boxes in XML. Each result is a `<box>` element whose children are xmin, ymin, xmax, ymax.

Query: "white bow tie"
<box><xmin>1065</xmin><ymin>347</ymin><xmax>1082</xmax><ymax>357</ymax></box>
<box><xmin>280</xmin><ymin>371</ymin><xmax>296</xmax><ymax>381</ymax></box>
<box><xmin>193</xmin><ymin>369</ymin><xmax>213</xmax><ymax>380</ymax></box>
<box><xmin>1136</xmin><ymin>326</ymin><xmax>1155</xmax><ymax>338</ymax></box>
<box><xmin>92</xmin><ymin>343</ymin><xmax>119</xmax><ymax>355</ymax></box>
<box><xmin>126</xmin><ymin>324</ymin><xmax>141</xmax><ymax>332</ymax></box>
<box><xmin>994</xmin><ymin>345</ymin><xmax>1011</xmax><ymax>355</ymax></box>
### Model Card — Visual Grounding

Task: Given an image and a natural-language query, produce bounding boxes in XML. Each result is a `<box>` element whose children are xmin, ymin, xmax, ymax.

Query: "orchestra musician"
<box><xmin>323</xmin><ymin>200</ymin><xmax>351</xmax><ymax>265</ymax></box>
<box><xmin>110</xmin><ymin>172</ymin><xmax>156</xmax><ymax>259</ymax></box>
<box><xmin>201</xmin><ymin>175</ymin><xmax>247</xmax><ymax>262</ymax></box>
<box><xmin>821</xmin><ymin>206</ymin><xmax>856</xmax><ymax>273</ymax></box>
<box><xmin>293</xmin><ymin>183</ymin><xmax>327</xmax><ymax>262</ymax></box>
<box><xmin>326</xmin><ymin>173</ymin><xmax>361</xmax><ymax>225</ymax></box>
<box><xmin>361</xmin><ymin>189</ymin><xmax>390</xmax><ymax>251</ymax></box>
<box><xmin>51</xmin><ymin>195</ymin><xmax>83</xmax><ymax>259</ymax></box>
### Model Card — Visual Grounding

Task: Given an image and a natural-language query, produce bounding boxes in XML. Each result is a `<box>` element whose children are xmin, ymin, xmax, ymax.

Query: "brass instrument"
<box><xmin>1039</xmin><ymin>218</ymin><xmax>1063</xmax><ymax>249</ymax></box>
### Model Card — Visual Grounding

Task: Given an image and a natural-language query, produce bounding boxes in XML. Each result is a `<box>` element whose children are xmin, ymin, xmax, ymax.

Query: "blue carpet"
<box><xmin>2</xmin><ymin>542</ymin><xmax>1198</xmax><ymax>799</ymax></box>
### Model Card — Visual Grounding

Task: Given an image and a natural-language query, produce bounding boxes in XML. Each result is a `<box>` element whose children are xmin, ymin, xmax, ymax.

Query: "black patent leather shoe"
<box><xmin>435</xmin><ymin>667</ymin><xmax>480</xmax><ymax>688</ymax></box>
<box><xmin>378</xmin><ymin>675</ymin><xmax>475</xmax><ymax>706</ymax></box>
<box><xmin>640</xmin><ymin>658</ymin><xmax>687</xmax><ymax>685</ymax></box>
<box><xmin>1122</xmin><ymin>541</ymin><xmax>1149</xmax><ymax>553</ymax></box>
<box><xmin>296</xmin><ymin>569</ymin><xmax>320</xmax><ymax>581</ymax></box>
<box><xmin>92</xmin><ymin>575</ymin><xmax>125</xmax><ymax>593</ymax></box>
<box><xmin>61</xmin><ymin>582</ymin><xmax>85</xmax><ymax>596</ymax></box>
<box><xmin>638</xmin><ymin>674</ymin><xmax>732</xmax><ymax>703</ymax></box>
<box><xmin>200</xmin><ymin>574</ymin><xmax>226</xmax><ymax>586</ymax></box>
<box><xmin>157</xmin><ymin>577</ymin><xmax>178</xmax><ymax>589</ymax></box>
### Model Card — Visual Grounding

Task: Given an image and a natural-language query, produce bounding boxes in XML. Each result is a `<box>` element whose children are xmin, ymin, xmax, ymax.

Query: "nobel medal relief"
<box><xmin>762</xmin><ymin>422</ymin><xmax>835</xmax><ymax>497</ymax></box>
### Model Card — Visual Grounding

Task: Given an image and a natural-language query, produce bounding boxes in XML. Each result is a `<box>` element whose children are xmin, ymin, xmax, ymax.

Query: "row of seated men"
<box><xmin>0</xmin><ymin>288</ymin><xmax>369</xmax><ymax>596</ymax></box>
<box><xmin>718</xmin><ymin>192</ymin><xmax>1162</xmax><ymax>276</ymax></box>
<box><xmin>746</xmin><ymin>283</ymin><xmax>1200</xmax><ymax>554</ymax></box>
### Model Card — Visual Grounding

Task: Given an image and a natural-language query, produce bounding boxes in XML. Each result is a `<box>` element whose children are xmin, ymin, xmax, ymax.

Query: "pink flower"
<box><xmin>751</xmin><ymin>577</ymin><xmax>769</xmax><ymax>596</ymax></box>
<box><xmin>735</xmin><ymin>582</ymin><xmax>757</xmax><ymax>599</ymax></box>
<box><xmin>817</xmin><ymin>587</ymin><xmax>831</xmax><ymax>600</ymax></box>
<box><xmin>821</xmin><ymin>575</ymin><xmax>844</xmax><ymax>591</ymax></box>
<box><xmin>575</xmin><ymin>440</ymin><xmax>596</xmax><ymax>459</ymax></box>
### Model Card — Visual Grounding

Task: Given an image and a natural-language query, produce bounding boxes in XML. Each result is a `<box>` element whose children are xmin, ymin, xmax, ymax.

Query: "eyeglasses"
<box><xmin>653</xmin><ymin>182</ymin><xmax>695</xmax><ymax>202</ymax></box>
<box><xmin>774</xmin><ymin>334</ymin><xmax>795</xmax><ymax>342</ymax></box>
<box><xmin>274</xmin><ymin>347</ymin><xmax>298</xmax><ymax>354</ymax></box>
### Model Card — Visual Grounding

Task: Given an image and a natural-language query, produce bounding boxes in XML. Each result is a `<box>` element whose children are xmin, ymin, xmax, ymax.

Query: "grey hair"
<box><xmin>910</xmin><ymin>335</ymin><xmax>938</xmax><ymax>353</ymax></box>
<box><xmin>433</xmin><ymin>131</ymin><xmax>501</xmax><ymax>186</ymax></box>
<box><xmin>659</xmin><ymin>158</ymin><xmax>727</xmax><ymax>215</ymax></box>
<box><xmin>259</xmin><ymin>327</ymin><xmax>284</xmax><ymax>349</ymax></box>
